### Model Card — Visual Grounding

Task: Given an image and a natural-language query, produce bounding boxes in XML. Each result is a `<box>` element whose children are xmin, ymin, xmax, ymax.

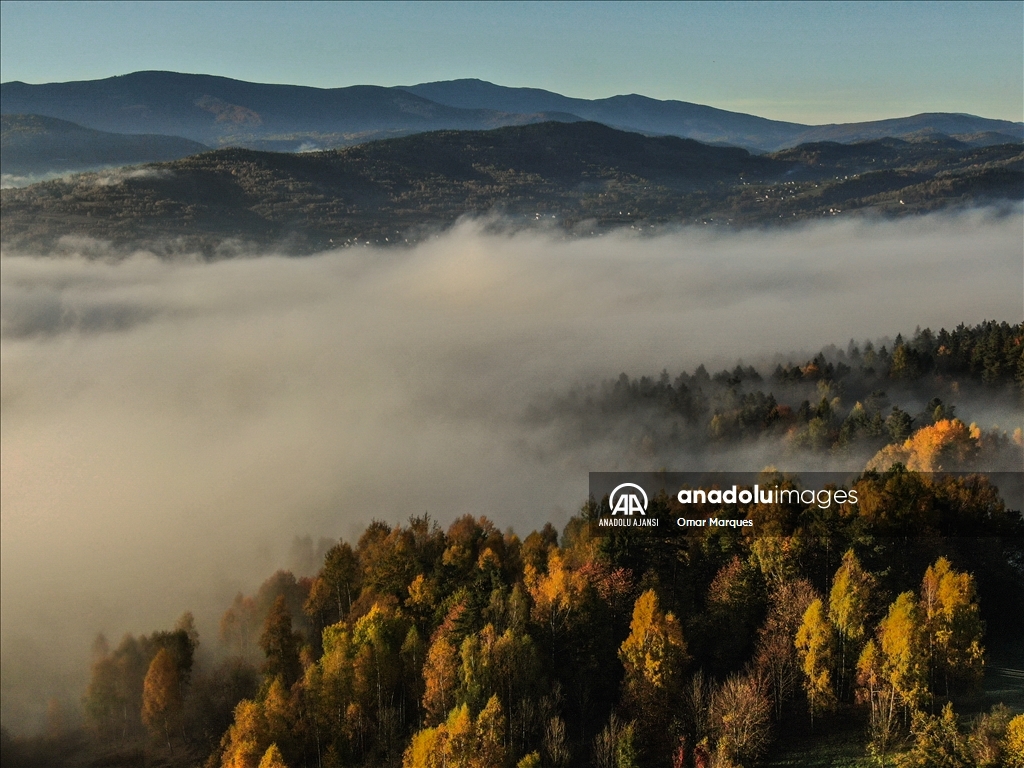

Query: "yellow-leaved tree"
<box><xmin>795</xmin><ymin>598</ymin><xmax>836</xmax><ymax>727</ymax></box>
<box><xmin>828</xmin><ymin>550</ymin><xmax>875</xmax><ymax>701</ymax></box>
<box><xmin>422</xmin><ymin>635</ymin><xmax>460</xmax><ymax>726</ymax></box>
<box><xmin>618</xmin><ymin>589</ymin><xmax>687</xmax><ymax>761</ymax></box>
<box><xmin>303</xmin><ymin>622</ymin><xmax>355</xmax><ymax>761</ymax></box>
<box><xmin>619</xmin><ymin>589</ymin><xmax>687</xmax><ymax>711</ymax></box>
<box><xmin>402</xmin><ymin>695</ymin><xmax>507</xmax><ymax>768</ymax></box>
<box><xmin>920</xmin><ymin>557</ymin><xmax>984</xmax><ymax>698</ymax></box>
<box><xmin>220</xmin><ymin>699</ymin><xmax>269</xmax><ymax>768</ymax></box>
<box><xmin>525</xmin><ymin>549</ymin><xmax>588</xmax><ymax>650</ymax></box>
<box><xmin>257</xmin><ymin>744</ymin><xmax>288</xmax><ymax>768</ymax></box>
<box><xmin>878</xmin><ymin>592</ymin><xmax>929</xmax><ymax>713</ymax></box>
<box><xmin>857</xmin><ymin>637</ymin><xmax>899</xmax><ymax>755</ymax></box>
<box><xmin>1005</xmin><ymin>714</ymin><xmax>1024</xmax><ymax>767</ymax></box>
<box><xmin>262</xmin><ymin>678</ymin><xmax>293</xmax><ymax>755</ymax></box>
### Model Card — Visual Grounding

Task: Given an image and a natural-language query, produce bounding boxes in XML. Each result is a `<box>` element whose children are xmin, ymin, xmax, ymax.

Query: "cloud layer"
<box><xmin>2</xmin><ymin>209</ymin><xmax>1022</xmax><ymax>731</ymax></box>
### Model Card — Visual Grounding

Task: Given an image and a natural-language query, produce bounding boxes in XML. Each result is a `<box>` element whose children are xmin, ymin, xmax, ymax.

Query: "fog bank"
<box><xmin>2</xmin><ymin>210</ymin><xmax>1022</xmax><ymax>731</ymax></box>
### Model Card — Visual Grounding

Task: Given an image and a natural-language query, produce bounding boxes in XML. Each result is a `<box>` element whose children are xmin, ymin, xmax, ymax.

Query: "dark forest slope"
<box><xmin>2</xmin><ymin>121</ymin><xmax>1021</xmax><ymax>253</ymax></box>
<box><xmin>1</xmin><ymin>114</ymin><xmax>209</xmax><ymax>175</ymax></box>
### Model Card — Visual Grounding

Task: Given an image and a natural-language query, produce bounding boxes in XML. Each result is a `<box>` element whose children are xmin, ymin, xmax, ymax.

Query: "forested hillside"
<box><xmin>0</xmin><ymin>114</ymin><xmax>209</xmax><ymax>176</ymax></box>
<box><xmin>3</xmin><ymin>321</ymin><xmax>1022</xmax><ymax>768</ymax></box>
<box><xmin>2</xmin><ymin>122</ymin><xmax>1021</xmax><ymax>254</ymax></box>
<box><xmin>534</xmin><ymin>321</ymin><xmax>1024</xmax><ymax>472</ymax></box>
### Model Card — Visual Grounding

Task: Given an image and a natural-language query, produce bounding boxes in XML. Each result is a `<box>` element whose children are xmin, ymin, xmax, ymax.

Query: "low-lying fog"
<box><xmin>2</xmin><ymin>210</ymin><xmax>1022</xmax><ymax>732</ymax></box>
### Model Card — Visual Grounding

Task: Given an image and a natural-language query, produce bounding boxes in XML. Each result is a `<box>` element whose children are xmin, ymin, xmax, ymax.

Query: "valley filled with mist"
<box><xmin>2</xmin><ymin>206</ymin><xmax>1023</xmax><ymax>767</ymax></box>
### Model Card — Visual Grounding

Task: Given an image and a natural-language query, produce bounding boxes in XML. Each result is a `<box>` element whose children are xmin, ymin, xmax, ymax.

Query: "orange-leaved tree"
<box><xmin>141</xmin><ymin>648</ymin><xmax>181</xmax><ymax>749</ymax></box>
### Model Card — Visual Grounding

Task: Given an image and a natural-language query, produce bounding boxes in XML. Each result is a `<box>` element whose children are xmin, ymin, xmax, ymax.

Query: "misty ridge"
<box><xmin>2</xmin><ymin>119</ymin><xmax>1022</xmax><ymax>254</ymax></box>
<box><xmin>1</xmin><ymin>209</ymin><xmax>1022</xmax><ymax>753</ymax></box>
<box><xmin>0</xmin><ymin>113</ymin><xmax>210</xmax><ymax>183</ymax></box>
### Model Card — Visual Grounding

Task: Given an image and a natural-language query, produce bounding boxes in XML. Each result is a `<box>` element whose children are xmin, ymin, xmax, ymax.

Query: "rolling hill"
<box><xmin>2</xmin><ymin>121</ymin><xmax>1020</xmax><ymax>254</ymax></box>
<box><xmin>1</xmin><ymin>114</ymin><xmax>208</xmax><ymax>177</ymax></box>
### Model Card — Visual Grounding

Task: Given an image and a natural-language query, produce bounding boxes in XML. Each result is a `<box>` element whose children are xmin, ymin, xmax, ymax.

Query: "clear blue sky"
<box><xmin>1</xmin><ymin>1</ymin><xmax>1021</xmax><ymax>124</ymax></box>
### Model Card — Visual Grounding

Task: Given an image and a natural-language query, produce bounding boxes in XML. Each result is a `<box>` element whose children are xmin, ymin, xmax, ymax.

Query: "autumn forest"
<box><xmin>3</xmin><ymin>320</ymin><xmax>1022</xmax><ymax>768</ymax></box>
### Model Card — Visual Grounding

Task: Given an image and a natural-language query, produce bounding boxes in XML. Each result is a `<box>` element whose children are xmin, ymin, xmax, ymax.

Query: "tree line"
<box><xmin>56</xmin><ymin>464</ymin><xmax>1023</xmax><ymax>768</ymax></box>
<box><xmin>533</xmin><ymin>321</ymin><xmax>1023</xmax><ymax>469</ymax></box>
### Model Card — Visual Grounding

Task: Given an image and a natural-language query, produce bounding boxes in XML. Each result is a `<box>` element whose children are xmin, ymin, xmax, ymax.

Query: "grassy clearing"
<box><xmin>762</xmin><ymin>731</ymin><xmax>875</xmax><ymax>768</ymax></box>
<box><xmin>763</xmin><ymin>666</ymin><xmax>1024</xmax><ymax>767</ymax></box>
<box><xmin>981</xmin><ymin>666</ymin><xmax>1024</xmax><ymax>713</ymax></box>
<box><xmin>762</xmin><ymin>712</ymin><xmax>875</xmax><ymax>768</ymax></box>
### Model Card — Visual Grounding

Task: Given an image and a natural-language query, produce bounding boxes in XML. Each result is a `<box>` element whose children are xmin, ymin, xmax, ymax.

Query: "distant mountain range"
<box><xmin>3</xmin><ymin>121</ymin><xmax>1019</xmax><ymax>253</ymax></box>
<box><xmin>401</xmin><ymin>79</ymin><xmax>1024</xmax><ymax>150</ymax></box>
<box><xmin>0</xmin><ymin>72</ymin><xmax>581</xmax><ymax>156</ymax></box>
<box><xmin>2</xmin><ymin>71</ymin><xmax>1021</xmax><ymax>160</ymax></box>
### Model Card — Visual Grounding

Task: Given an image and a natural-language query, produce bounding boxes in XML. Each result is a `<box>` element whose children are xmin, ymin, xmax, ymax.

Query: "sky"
<box><xmin>0</xmin><ymin>0</ymin><xmax>1021</xmax><ymax>124</ymax></box>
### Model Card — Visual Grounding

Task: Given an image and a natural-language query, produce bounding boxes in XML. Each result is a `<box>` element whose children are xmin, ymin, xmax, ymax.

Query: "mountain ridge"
<box><xmin>398</xmin><ymin>78</ymin><xmax>806</xmax><ymax>149</ymax></box>
<box><xmin>398</xmin><ymin>77</ymin><xmax>1023</xmax><ymax>150</ymax></box>
<box><xmin>0</xmin><ymin>71</ymin><xmax>583</xmax><ymax>151</ymax></box>
<box><xmin>3</xmin><ymin>72</ymin><xmax>1020</xmax><ymax>155</ymax></box>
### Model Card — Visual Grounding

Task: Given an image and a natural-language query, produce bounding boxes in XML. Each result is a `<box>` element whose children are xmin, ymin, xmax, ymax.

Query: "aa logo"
<box><xmin>609</xmin><ymin>483</ymin><xmax>648</xmax><ymax>516</ymax></box>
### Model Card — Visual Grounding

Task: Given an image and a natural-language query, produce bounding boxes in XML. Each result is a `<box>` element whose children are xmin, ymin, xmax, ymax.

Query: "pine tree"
<box><xmin>259</xmin><ymin>596</ymin><xmax>302</xmax><ymax>687</ymax></box>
